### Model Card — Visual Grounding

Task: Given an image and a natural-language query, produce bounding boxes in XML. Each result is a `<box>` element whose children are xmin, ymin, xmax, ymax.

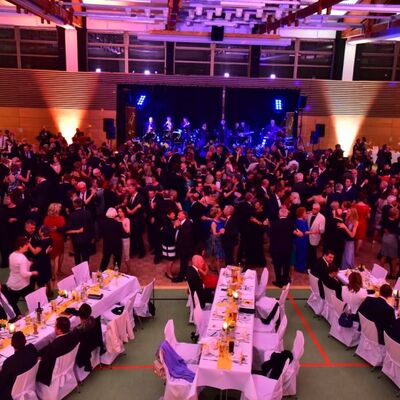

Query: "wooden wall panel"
<box><xmin>0</xmin><ymin>68</ymin><xmax>400</xmax><ymax>117</ymax></box>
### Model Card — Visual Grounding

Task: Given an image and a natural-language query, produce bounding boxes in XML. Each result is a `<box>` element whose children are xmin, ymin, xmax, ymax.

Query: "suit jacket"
<box><xmin>266</xmin><ymin>195</ymin><xmax>281</xmax><ymax>222</ymax></box>
<box><xmin>37</xmin><ymin>331</ymin><xmax>79</xmax><ymax>386</ymax></box>
<box><xmin>0</xmin><ymin>344</ymin><xmax>39</xmax><ymax>400</ymax></box>
<box><xmin>127</xmin><ymin>193</ymin><xmax>145</xmax><ymax>229</ymax></box>
<box><xmin>186</xmin><ymin>266</ymin><xmax>213</xmax><ymax>309</ymax></box>
<box><xmin>311</xmin><ymin>257</ymin><xmax>330</xmax><ymax>299</ymax></box>
<box><xmin>322</xmin><ymin>275</ymin><xmax>342</xmax><ymax>301</ymax></box>
<box><xmin>99</xmin><ymin>218</ymin><xmax>124</xmax><ymax>252</ymax></box>
<box><xmin>358</xmin><ymin>296</ymin><xmax>396</xmax><ymax>345</ymax></box>
<box><xmin>221</xmin><ymin>216</ymin><xmax>239</xmax><ymax>248</ymax></box>
<box><xmin>307</xmin><ymin>212</ymin><xmax>325</xmax><ymax>246</ymax></box>
<box><xmin>388</xmin><ymin>318</ymin><xmax>400</xmax><ymax>344</ymax></box>
<box><xmin>269</xmin><ymin>218</ymin><xmax>294</xmax><ymax>255</ymax></box>
<box><xmin>62</xmin><ymin>208</ymin><xmax>94</xmax><ymax>245</ymax></box>
<box><xmin>176</xmin><ymin>219</ymin><xmax>194</xmax><ymax>257</ymax></box>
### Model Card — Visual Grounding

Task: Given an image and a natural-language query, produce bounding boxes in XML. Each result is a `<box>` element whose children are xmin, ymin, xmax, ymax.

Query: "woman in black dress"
<box><xmin>245</xmin><ymin>200</ymin><xmax>268</xmax><ymax>268</ymax></box>
<box><xmin>161</xmin><ymin>209</ymin><xmax>177</xmax><ymax>280</ymax></box>
<box><xmin>29</xmin><ymin>225</ymin><xmax>53</xmax><ymax>295</ymax></box>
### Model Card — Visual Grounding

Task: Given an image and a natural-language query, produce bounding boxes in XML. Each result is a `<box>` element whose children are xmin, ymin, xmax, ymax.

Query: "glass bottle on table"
<box><xmin>36</xmin><ymin>302</ymin><xmax>43</xmax><ymax>324</ymax></box>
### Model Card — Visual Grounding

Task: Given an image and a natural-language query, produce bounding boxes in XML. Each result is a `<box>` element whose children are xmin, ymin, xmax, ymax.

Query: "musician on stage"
<box><xmin>143</xmin><ymin>116</ymin><xmax>156</xmax><ymax>141</ymax></box>
<box><xmin>162</xmin><ymin>116</ymin><xmax>173</xmax><ymax>142</ymax></box>
<box><xmin>215</xmin><ymin>119</ymin><xmax>231</xmax><ymax>145</ymax></box>
<box><xmin>180</xmin><ymin>117</ymin><xmax>191</xmax><ymax>139</ymax></box>
<box><xmin>264</xmin><ymin>119</ymin><xmax>282</xmax><ymax>142</ymax></box>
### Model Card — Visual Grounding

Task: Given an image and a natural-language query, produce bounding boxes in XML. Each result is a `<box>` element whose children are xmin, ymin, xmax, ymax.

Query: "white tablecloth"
<box><xmin>337</xmin><ymin>269</ymin><xmax>386</xmax><ymax>288</ymax></box>
<box><xmin>0</xmin><ymin>272</ymin><xmax>140</xmax><ymax>367</ymax></box>
<box><xmin>195</xmin><ymin>268</ymin><xmax>258</xmax><ymax>400</ymax></box>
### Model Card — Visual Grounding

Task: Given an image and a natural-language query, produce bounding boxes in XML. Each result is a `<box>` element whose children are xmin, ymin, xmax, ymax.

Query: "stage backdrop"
<box><xmin>117</xmin><ymin>84</ymin><xmax>223</xmax><ymax>145</ymax></box>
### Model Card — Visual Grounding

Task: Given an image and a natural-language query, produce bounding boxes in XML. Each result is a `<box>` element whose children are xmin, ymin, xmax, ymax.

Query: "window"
<box><xmin>175</xmin><ymin>42</ymin><xmax>211</xmax><ymax>75</ymax></box>
<box><xmin>128</xmin><ymin>35</ymin><xmax>165</xmax><ymax>73</ymax></box>
<box><xmin>260</xmin><ymin>41</ymin><xmax>295</xmax><ymax>78</ymax></box>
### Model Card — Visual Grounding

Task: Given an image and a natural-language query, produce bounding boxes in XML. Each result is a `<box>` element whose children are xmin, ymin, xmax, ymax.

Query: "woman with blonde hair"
<box><xmin>338</xmin><ymin>207</ymin><xmax>359</xmax><ymax>269</ymax></box>
<box><xmin>43</xmin><ymin>203</ymin><xmax>65</xmax><ymax>282</ymax></box>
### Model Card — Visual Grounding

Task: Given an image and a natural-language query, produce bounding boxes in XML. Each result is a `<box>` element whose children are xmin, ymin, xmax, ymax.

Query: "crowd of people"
<box><xmin>0</xmin><ymin>127</ymin><xmax>399</xmax><ymax>311</ymax></box>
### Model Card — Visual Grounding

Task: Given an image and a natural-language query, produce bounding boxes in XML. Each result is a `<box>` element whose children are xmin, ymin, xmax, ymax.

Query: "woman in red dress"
<box><xmin>43</xmin><ymin>203</ymin><xmax>66</xmax><ymax>283</ymax></box>
<box><xmin>354</xmin><ymin>193</ymin><xmax>371</xmax><ymax>255</ymax></box>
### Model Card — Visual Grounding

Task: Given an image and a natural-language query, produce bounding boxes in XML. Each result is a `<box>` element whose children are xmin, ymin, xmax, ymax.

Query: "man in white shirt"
<box><xmin>306</xmin><ymin>203</ymin><xmax>326</xmax><ymax>269</ymax></box>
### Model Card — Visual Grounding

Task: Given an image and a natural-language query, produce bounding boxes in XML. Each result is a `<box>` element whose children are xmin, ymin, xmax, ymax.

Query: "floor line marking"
<box><xmin>288</xmin><ymin>292</ymin><xmax>331</xmax><ymax>365</ymax></box>
<box><xmin>96</xmin><ymin>365</ymin><xmax>153</xmax><ymax>370</ymax></box>
<box><xmin>301</xmin><ymin>362</ymin><xmax>368</xmax><ymax>368</ymax></box>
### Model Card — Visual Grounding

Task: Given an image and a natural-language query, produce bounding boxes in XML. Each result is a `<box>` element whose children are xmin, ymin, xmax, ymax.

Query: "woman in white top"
<box><xmin>6</xmin><ymin>236</ymin><xmax>38</xmax><ymax>313</ymax></box>
<box><xmin>117</xmin><ymin>206</ymin><xmax>131</xmax><ymax>272</ymax></box>
<box><xmin>342</xmin><ymin>271</ymin><xmax>368</xmax><ymax>315</ymax></box>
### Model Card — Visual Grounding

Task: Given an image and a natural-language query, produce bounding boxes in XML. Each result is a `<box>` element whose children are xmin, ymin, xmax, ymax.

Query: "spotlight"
<box><xmin>136</xmin><ymin>95</ymin><xmax>147</xmax><ymax>107</ymax></box>
<box><xmin>270</xmin><ymin>73</ymin><xmax>276</xmax><ymax>79</ymax></box>
<box><xmin>274</xmin><ymin>98</ymin><xmax>283</xmax><ymax>111</ymax></box>
<box><xmin>224</xmin><ymin>72</ymin><xmax>230</xmax><ymax>78</ymax></box>
<box><xmin>144</xmin><ymin>70</ymin><xmax>151</xmax><ymax>75</ymax></box>
<box><xmin>95</xmin><ymin>68</ymin><xmax>101</xmax><ymax>73</ymax></box>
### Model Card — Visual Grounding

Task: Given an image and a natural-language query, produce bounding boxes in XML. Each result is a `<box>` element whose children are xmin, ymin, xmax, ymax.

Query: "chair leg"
<box><xmin>138</xmin><ymin>316</ymin><xmax>143</xmax><ymax>329</ymax></box>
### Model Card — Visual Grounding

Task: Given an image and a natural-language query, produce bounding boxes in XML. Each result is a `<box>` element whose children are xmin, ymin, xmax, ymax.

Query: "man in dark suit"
<box><xmin>126</xmin><ymin>182</ymin><xmax>146</xmax><ymax>258</ymax></box>
<box><xmin>311</xmin><ymin>249</ymin><xmax>335</xmax><ymax>299</ymax></box>
<box><xmin>188</xmin><ymin>194</ymin><xmax>208</xmax><ymax>254</ymax></box>
<box><xmin>60</xmin><ymin>198</ymin><xmax>94</xmax><ymax>265</ymax></box>
<box><xmin>358</xmin><ymin>284</ymin><xmax>396</xmax><ymax>345</ymax></box>
<box><xmin>321</xmin><ymin>264</ymin><xmax>342</xmax><ymax>300</ymax></box>
<box><xmin>388</xmin><ymin>318</ymin><xmax>400</xmax><ymax>344</ymax></box>
<box><xmin>0</xmin><ymin>332</ymin><xmax>39</xmax><ymax>400</ymax></box>
<box><xmin>186</xmin><ymin>255</ymin><xmax>214</xmax><ymax>309</ymax></box>
<box><xmin>221</xmin><ymin>205</ymin><xmax>239</xmax><ymax>265</ymax></box>
<box><xmin>173</xmin><ymin>210</ymin><xmax>194</xmax><ymax>282</ymax></box>
<box><xmin>269</xmin><ymin>207</ymin><xmax>294</xmax><ymax>287</ymax></box>
<box><xmin>266</xmin><ymin>186</ymin><xmax>284</xmax><ymax>222</ymax></box>
<box><xmin>37</xmin><ymin>317</ymin><xmax>79</xmax><ymax>386</ymax></box>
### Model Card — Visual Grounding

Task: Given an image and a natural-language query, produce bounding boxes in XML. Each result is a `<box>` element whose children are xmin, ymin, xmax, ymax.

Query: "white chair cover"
<box><xmin>36</xmin><ymin>345</ymin><xmax>79</xmax><ymax>400</ymax></box>
<box><xmin>74</xmin><ymin>347</ymin><xmax>101</xmax><ymax>383</ymax></box>
<box><xmin>283</xmin><ymin>330</ymin><xmax>305</xmax><ymax>397</ymax></box>
<box><xmin>394</xmin><ymin>278</ymin><xmax>400</xmax><ymax>291</ymax></box>
<box><xmin>186</xmin><ymin>284</ymin><xmax>194</xmax><ymax>324</ymax></box>
<box><xmin>25</xmin><ymin>287</ymin><xmax>48</xmax><ymax>315</ymax></box>
<box><xmin>355</xmin><ymin>313</ymin><xmax>386</xmax><ymax>367</ymax></box>
<box><xmin>255</xmin><ymin>268</ymin><xmax>269</xmax><ymax>301</ymax></box>
<box><xmin>256</xmin><ymin>283</ymin><xmax>290</xmax><ymax>321</ymax></box>
<box><xmin>383</xmin><ymin>332</ymin><xmax>400</xmax><ymax>389</ymax></box>
<box><xmin>193</xmin><ymin>293</ymin><xmax>210</xmax><ymax>340</ymax></box>
<box><xmin>11</xmin><ymin>360</ymin><xmax>40</xmax><ymax>400</ymax></box>
<box><xmin>101</xmin><ymin>310</ymin><xmax>134</xmax><ymax>365</ymax></box>
<box><xmin>253</xmin><ymin>312</ymin><xmax>288</xmax><ymax>368</ymax></box>
<box><xmin>241</xmin><ymin>359</ymin><xmax>290</xmax><ymax>400</ymax></box>
<box><xmin>164</xmin><ymin>319</ymin><xmax>201</xmax><ymax>365</ymax></box>
<box><xmin>57</xmin><ymin>275</ymin><xmax>76</xmax><ymax>292</ymax></box>
<box><xmin>103</xmin><ymin>292</ymin><xmax>138</xmax><ymax>332</ymax></box>
<box><xmin>133</xmin><ymin>279</ymin><xmax>155</xmax><ymax>318</ymax></box>
<box><xmin>307</xmin><ymin>272</ymin><xmax>324</xmax><ymax>316</ymax></box>
<box><xmin>72</xmin><ymin>261</ymin><xmax>90</xmax><ymax>286</ymax></box>
<box><xmin>329</xmin><ymin>296</ymin><xmax>360</xmax><ymax>347</ymax></box>
<box><xmin>371</xmin><ymin>263</ymin><xmax>388</xmax><ymax>280</ymax></box>
<box><xmin>159</xmin><ymin>348</ymin><xmax>199</xmax><ymax>400</ymax></box>
<box><xmin>321</xmin><ymin>284</ymin><xmax>335</xmax><ymax>325</ymax></box>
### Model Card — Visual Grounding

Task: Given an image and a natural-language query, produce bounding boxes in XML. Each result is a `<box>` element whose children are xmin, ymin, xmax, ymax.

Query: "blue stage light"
<box><xmin>274</xmin><ymin>98</ymin><xmax>283</xmax><ymax>111</ymax></box>
<box><xmin>136</xmin><ymin>95</ymin><xmax>146</xmax><ymax>107</ymax></box>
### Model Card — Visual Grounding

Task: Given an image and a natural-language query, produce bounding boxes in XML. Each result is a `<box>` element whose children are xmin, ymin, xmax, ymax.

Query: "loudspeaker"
<box><xmin>292</xmin><ymin>111</ymin><xmax>299</xmax><ymax>139</ymax></box>
<box><xmin>310</xmin><ymin>131</ymin><xmax>319</xmax><ymax>145</ymax></box>
<box><xmin>103</xmin><ymin>118</ymin><xmax>115</xmax><ymax>139</ymax></box>
<box><xmin>315</xmin><ymin>123</ymin><xmax>325</xmax><ymax>138</ymax></box>
<box><xmin>211</xmin><ymin>26</ymin><xmax>224</xmax><ymax>41</ymax></box>
<box><xmin>298</xmin><ymin>95</ymin><xmax>308</xmax><ymax>110</ymax></box>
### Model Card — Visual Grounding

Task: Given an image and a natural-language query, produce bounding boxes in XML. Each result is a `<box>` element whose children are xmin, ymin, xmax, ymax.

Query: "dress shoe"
<box><xmin>272</xmin><ymin>281</ymin><xmax>284</xmax><ymax>288</ymax></box>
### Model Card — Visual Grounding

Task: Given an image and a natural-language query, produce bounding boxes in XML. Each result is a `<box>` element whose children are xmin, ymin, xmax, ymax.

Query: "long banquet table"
<box><xmin>195</xmin><ymin>268</ymin><xmax>258</xmax><ymax>400</ymax></box>
<box><xmin>0</xmin><ymin>270</ymin><xmax>140</xmax><ymax>368</ymax></box>
<box><xmin>337</xmin><ymin>268</ymin><xmax>386</xmax><ymax>288</ymax></box>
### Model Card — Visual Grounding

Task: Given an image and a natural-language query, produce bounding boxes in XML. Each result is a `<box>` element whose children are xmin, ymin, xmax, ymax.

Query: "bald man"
<box><xmin>186</xmin><ymin>255</ymin><xmax>214</xmax><ymax>309</ymax></box>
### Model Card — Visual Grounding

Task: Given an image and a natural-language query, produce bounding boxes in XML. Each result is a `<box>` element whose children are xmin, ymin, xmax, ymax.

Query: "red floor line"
<box><xmin>96</xmin><ymin>365</ymin><xmax>153</xmax><ymax>370</ymax></box>
<box><xmin>288</xmin><ymin>292</ymin><xmax>331</xmax><ymax>365</ymax></box>
<box><xmin>301</xmin><ymin>362</ymin><xmax>368</xmax><ymax>368</ymax></box>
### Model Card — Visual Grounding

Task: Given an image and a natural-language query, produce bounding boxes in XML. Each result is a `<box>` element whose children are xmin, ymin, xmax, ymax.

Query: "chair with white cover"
<box><xmin>355</xmin><ymin>313</ymin><xmax>386</xmax><ymax>367</ymax></box>
<box><xmin>240</xmin><ymin>359</ymin><xmax>290</xmax><ymax>400</ymax></box>
<box><xmin>256</xmin><ymin>284</ymin><xmax>290</xmax><ymax>321</ymax></box>
<box><xmin>72</xmin><ymin>261</ymin><xmax>90</xmax><ymax>286</ymax></box>
<box><xmin>283</xmin><ymin>331</ymin><xmax>305</xmax><ymax>397</ymax></box>
<box><xmin>253</xmin><ymin>311</ymin><xmax>288</xmax><ymax>368</ymax></box>
<box><xmin>394</xmin><ymin>278</ymin><xmax>400</xmax><ymax>292</ymax></box>
<box><xmin>103</xmin><ymin>291</ymin><xmax>138</xmax><ymax>331</ymax></box>
<box><xmin>57</xmin><ymin>275</ymin><xmax>76</xmax><ymax>292</ymax></box>
<box><xmin>321</xmin><ymin>284</ymin><xmax>336</xmax><ymax>325</ymax></box>
<box><xmin>255</xmin><ymin>267</ymin><xmax>269</xmax><ymax>301</ymax></box>
<box><xmin>133</xmin><ymin>279</ymin><xmax>155</xmax><ymax>327</ymax></box>
<box><xmin>159</xmin><ymin>346</ymin><xmax>199</xmax><ymax>400</ymax></box>
<box><xmin>25</xmin><ymin>287</ymin><xmax>48</xmax><ymax>314</ymax></box>
<box><xmin>383</xmin><ymin>332</ymin><xmax>400</xmax><ymax>389</ymax></box>
<box><xmin>371</xmin><ymin>263</ymin><xmax>388</xmax><ymax>280</ymax></box>
<box><xmin>36</xmin><ymin>344</ymin><xmax>79</xmax><ymax>400</ymax></box>
<box><xmin>186</xmin><ymin>284</ymin><xmax>194</xmax><ymax>324</ymax></box>
<box><xmin>307</xmin><ymin>272</ymin><xmax>324</xmax><ymax>316</ymax></box>
<box><xmin>164</xmin><ymin>319</ymin><xmax>201</xmax><ymax>364</ymax></box>
<box><xmin>74</xmin><ymin>347</ymin><xmax>101</xmax><ymax>383</ymax></box>
<box><xmin>193</xmin><ymin>292</ymin><xmax>210</xmax><ymax>340</ymax></box>
<box><xmin>11</xmin><ymin>360</ymin><xmax>40</xmax><ymax>400</ymax></box>
<box><xmin>101</xmin><ymin>310</ymin><xmax>134</xmax><ymax>365</ymax></box>
<box><xmin>329</xmin><ymin>296</ymin><xmax>360</xmax><ymax>347</ymax></box>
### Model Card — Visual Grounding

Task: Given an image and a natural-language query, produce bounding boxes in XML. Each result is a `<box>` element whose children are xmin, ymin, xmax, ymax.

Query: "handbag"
<box><xmin>338</xmin><ymin>304</ymin><xmax>353</xmax><ymax>328</ymax></box>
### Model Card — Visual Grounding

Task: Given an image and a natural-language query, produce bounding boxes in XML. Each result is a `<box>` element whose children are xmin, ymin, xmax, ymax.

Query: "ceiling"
<box><xmin>0</xmin><ymin>0</ymin><xmax>400</xmax><ymax>43</ymax></box>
